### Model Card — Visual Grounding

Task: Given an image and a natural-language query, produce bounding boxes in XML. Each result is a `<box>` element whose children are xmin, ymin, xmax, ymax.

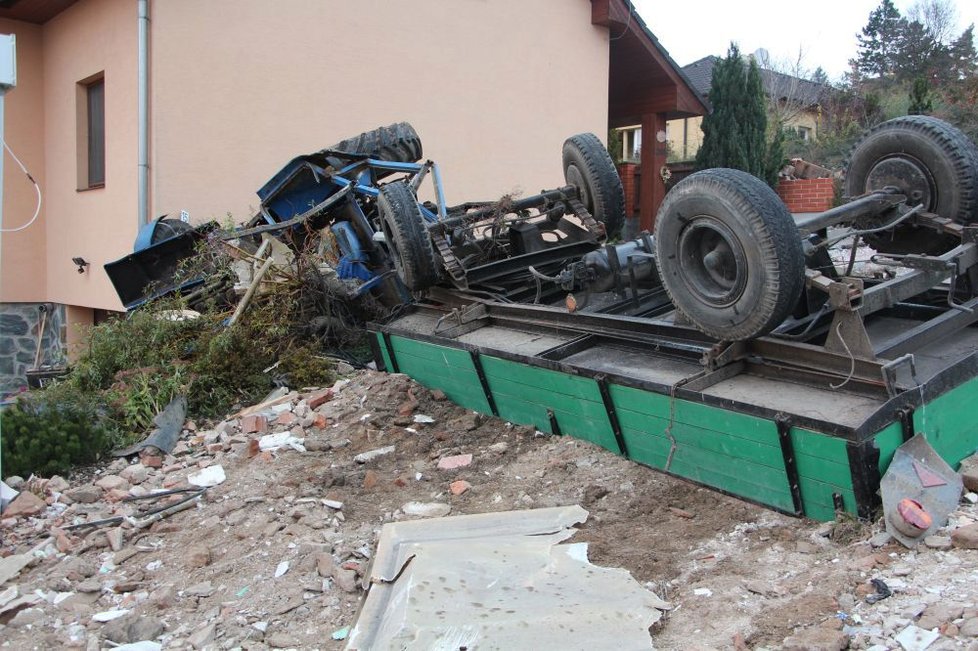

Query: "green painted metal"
<box><xmin>607</xmin><ymin>384</ymin><xmax>796</xmax><ymax>511</ymax></box>
<box><xmin>874</xmin><ymin>422</ymin><xmax>905</xmax><ymax>475</ymax></box>
<box><xmin>375</xmin><ymin>330</ymin><xmax>978</xmax><ymax>522</ymax></box>
<box><xmin>912</xmin><ymin>376</ymin><xmax>978</xmax><ymax>468</ymax></box>
<box><xmin>479</xmin><ymin>356</ymin><xmax>620</xmax><ymax>451</ymax></box>
<box><xmin>383</xmin><ymin>335</ymin><xmax>492</xmax><ymax>414</ymax></box>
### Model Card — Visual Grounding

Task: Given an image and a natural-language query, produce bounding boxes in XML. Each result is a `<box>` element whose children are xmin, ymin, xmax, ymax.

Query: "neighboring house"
<box><xmin>0</xmin><ymin>0</ymin><xmax>706</xmax><ymax>392</ymax></box>
<box><xmin>665</xmin><ymin>55</ymin><xmax>828</xmax><ymax>161</ymax></box>
<box><xmin>619</xmin><ymin>54</ymin><xmax>828</xmax><ymax>163</ymax></box>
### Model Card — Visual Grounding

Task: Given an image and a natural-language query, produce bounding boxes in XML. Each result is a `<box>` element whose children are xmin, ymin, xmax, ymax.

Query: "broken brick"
<box><xmin>2</xmin><ymin>490</ymin><xmax>46</xmax><ymax>518</ymax></box>
<box><xmin>141</xmin><ymin>454</ymin><xmax>163</xmax><ymax>468</ymax></box>
<box><xmin>240</xmin><ymin>414</ymin><xmax>269</xmax><ymax>434</ymax></box>
<box><xmin>449</xmin><ymin>480</ymin><xmax>472</xmax><ymax>495</ymax></box>
<box><xmin>276</xmin><ymin>411</ymin><xmax>297</xmax><ymax>426</ymax></box>
<box><xmin>307</xmin><ymin>389</ymin><xmax>334</xmax><ymax>410</ymax></box>
<box><xmin>437</xmin><ymin>454</ymin><xmax>473</xmax><ymax>470</ymax></box>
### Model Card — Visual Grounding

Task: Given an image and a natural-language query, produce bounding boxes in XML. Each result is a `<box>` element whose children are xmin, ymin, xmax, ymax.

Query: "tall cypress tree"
<box><xmin>695</xmin><ymin>44</ymin><xmax>774</xmax><ymax>186</ymax></box>
<box><xmin>743</xmin><ymin>58</ymin><xmax>769</xmax><ymax>181</ymax></box>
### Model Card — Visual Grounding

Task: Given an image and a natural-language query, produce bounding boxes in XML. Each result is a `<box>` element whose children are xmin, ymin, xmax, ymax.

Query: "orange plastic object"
<box><xmin>894</xmin><ymin>498</ymin><xmax>932</xmax><ymax>536</ymax></box>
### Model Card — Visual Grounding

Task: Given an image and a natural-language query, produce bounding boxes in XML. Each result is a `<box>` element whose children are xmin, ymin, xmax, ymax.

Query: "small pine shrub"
<box><xmin>1</xmin><ymin>382</ymin><xmax>110</xmax><ymax>478</ymax></box>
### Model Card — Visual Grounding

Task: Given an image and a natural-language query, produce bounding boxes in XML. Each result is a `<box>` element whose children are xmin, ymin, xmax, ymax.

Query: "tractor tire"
<box><xmin>654</xmin><ymin>169</ymin><xmax>805</xmax><ymax>341</ymax></box>
<box><xmin>327</xmin><ymin>122</ymin><xmax>423</xmax><ymax>179</ymax></box>
<box><xmin>843</xmin><ymin>115</ymin><xmax>978</xmax><ymax>254</ymax></box>
<box><xmin>378</xmin><ymin>181</ymin><xmax>440</xmax><ymax>292</ymax></box>
<box><xmin>562</xmin><ymin>133</ymin><xmax>625</xmax><ymax>239</ymax></box>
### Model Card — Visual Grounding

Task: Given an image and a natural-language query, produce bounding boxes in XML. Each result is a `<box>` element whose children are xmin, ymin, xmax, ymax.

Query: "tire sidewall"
<box><xmin>656</xmin><ymin>189</ymin><xmax>778</xmax><ymax>338</ymax></box>
<box><xmin>845</xmin><ymin>130</ymin><xmax>960</xmax><ymax>217</ymax></box>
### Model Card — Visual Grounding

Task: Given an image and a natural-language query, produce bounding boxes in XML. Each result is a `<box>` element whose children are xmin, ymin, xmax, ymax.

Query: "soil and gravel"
<box><xmin>2</xmin><ymin>369</ymin><xmax>977</xmax><ymax>650</ymax></box>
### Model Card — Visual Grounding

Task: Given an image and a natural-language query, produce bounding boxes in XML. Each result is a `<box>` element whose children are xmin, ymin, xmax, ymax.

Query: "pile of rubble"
<box><xmin>1</xmin><ymin>368</ymin><xmax>978</xmax><ymax>650</ymax></box>
<box><xmin>0</xmin><ymin>372</ymin><xmax>480</xmax><ymax>649</ymax></box>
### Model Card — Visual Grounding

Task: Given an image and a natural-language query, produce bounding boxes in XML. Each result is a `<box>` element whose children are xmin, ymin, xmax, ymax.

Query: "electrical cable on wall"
<box><xmin>0</xmin><ymin>137</ymin><xmax>42</xmax><ymax>233</ymax></box>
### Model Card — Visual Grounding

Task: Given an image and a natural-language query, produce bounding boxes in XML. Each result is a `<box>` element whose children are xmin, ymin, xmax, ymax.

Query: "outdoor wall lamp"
<box><xmin>72</xmin><ymin>257</ymin><xmax>90</xmax><ymax>274</ymax></box>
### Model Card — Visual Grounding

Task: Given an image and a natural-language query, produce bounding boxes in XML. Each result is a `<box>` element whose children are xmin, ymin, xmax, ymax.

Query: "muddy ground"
<box><xmin>1</xmin><ymin>369</ymin><xmax>977</xmax><ymax>650</ymax></box>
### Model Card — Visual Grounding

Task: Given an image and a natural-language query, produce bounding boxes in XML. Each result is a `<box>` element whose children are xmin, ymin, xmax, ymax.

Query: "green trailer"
<box><xmin>370</xmin><ymin>301</ymin><xmax>978</xmax><ymax>521</ymax></box>
<box><xmin>364</xmin><ymin>116</ymin><xmax>978</xmax><ymax>521</ymax></box>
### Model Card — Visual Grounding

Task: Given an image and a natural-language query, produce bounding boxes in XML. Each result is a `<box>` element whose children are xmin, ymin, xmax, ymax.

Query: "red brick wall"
<box><xmin>619</xmin><ymin>163</ymin><xmax>640</xmax><ymax>217</ymax></box>
<box><xmin>776</xmin><ymin>178</ymin><xmax>835</xmax><ymax>213</ymax></box>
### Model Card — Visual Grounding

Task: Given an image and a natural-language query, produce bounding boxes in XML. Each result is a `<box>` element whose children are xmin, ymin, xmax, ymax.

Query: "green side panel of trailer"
<box><xmin>479</xmin><ymin>356</ymin><xmax>620</xmax><ymax>452</ymax></box>
<box><xmin>377</xmin><ymin>335</ymin><xmax>874</xmax><ymax>521</ymax></box>
<box><xmin>381</xmin><ymin>335</ymin><xmax>492</xmax><ymax>414</ymax></box>
<box><xmin>790</xmin><ymin>427</ymin><xmax>857</xmax><ymax>521</ymax></box>
<box><xmin>911</xmin><ymin>377</ymin><xmax>978</xmax><ymax>469</ymax></box>
<box><xmin>874</xmin><ymin>422</ymin><xmax>905</xmax><ymax>475</ymax></box>
<box><xmin>606</xmin><ymin>384</ymin><xmax>797</xmax><ymax>513</ymax></box>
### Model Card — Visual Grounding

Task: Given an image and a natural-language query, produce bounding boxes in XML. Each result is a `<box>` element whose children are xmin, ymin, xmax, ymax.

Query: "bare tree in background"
<box><xmin>908</xmin><ymin>0</ymin><xmax>959</xmax><ymax>46</ymax></box>
<box><xmin>753</xmin><ymin>48</ymin><xmax>828</xmax><ymax>131</ymax></box>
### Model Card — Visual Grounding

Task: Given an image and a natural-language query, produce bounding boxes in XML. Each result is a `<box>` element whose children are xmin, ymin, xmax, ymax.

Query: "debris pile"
<box><xmin>1</xmin><ymin>369</ymin><xmax>977</xmax><ymax>650</ymax></box>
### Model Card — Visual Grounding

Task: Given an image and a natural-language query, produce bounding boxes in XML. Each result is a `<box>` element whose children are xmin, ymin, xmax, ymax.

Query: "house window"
<box><xmin>77</xmin><ymin>73</ymin><xmax>105</xmax><ymax>189</ymax></box>
<box><xmin>796</xmin><ymin>126</ymin><xmax>812</xmax><ymax>142</ymax></box>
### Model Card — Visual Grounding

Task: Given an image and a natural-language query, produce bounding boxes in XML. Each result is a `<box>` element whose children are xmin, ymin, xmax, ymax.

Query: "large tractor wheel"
<box><xmin>654</xmin><ymin>169</ymin><xmax>805</xmax><ymax>341</ymax></box>
<box><xmin>377</xmin><ymin>181</ymin><xmax>440</xmax><ymax>292</ymax></box>
<box><xmin>844</xmin><ymin>115</ymin><xmax>978</xmax><ymax>254</ymax></box>
<box><xmin>562</xmin><ymin>133</ymin><xmax>625</xmax><ymax>239</ymax></box>
<box><xmin>327</xmin><ymin>122</ymin><xmax>423</xmax><ymax>179</ymax></box>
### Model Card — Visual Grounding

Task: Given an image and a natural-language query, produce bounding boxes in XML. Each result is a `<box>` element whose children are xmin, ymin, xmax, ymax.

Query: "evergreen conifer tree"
<box><xmin>695</xmin><ymin>44</ymin><xmax>776</xmax><ymax>186</ymax></box>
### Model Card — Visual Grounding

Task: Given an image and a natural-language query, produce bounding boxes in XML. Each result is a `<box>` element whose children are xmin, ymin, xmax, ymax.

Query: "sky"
<box><xmin>631</xmin><ymin>0</ymin><xmax>978</xmax><ymax>82</ymax></box>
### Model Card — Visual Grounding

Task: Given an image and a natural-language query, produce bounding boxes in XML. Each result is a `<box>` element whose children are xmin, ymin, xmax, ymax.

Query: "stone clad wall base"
<box><xmin>0</xmin><ymin>303</ymin><xmax>66</xmax><ymax>394</ymax></box>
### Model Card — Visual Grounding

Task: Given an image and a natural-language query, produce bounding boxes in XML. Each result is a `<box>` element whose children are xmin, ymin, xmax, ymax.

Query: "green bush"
<box><xmin>2</xmin><ymin>236</ymin><xmax>358</xmax><ymax>471</ymax></box>
<box><xmin>1</xmin><ymin>382</ymin><xmax>110</xmax><ymax>478</ymax></box>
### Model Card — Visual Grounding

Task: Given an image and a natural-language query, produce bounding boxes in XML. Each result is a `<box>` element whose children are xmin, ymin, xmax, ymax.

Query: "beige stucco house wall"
<box><xmin>0</xmin><ymin>0</ymin><xmax>703</xmax><ymax>391</ymax></box>
<box><xmin>0</xmin><ymin>0</ymin><xmax>608</xmax><ymax>386</ymax></box>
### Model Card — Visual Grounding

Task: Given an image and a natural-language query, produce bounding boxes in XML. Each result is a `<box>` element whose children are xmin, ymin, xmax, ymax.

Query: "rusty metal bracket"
<box><xmin>700</xmin><ymin>341</ymin><xmax>747</xmax><ymax>371</ymax></box>
<box><xmin>881</xmin><ymin>354</ymin><xmax>919</xmax><ymax>399</ymax></box>
<box><xmin>433</xmin><ymin>302</ymin><xmax>489</xmax><ymax>338</ymax></box>
<box><xmin>824</xmin><ymin>309</ymin><xmax>876</xmax><ymax>361</ymax></box>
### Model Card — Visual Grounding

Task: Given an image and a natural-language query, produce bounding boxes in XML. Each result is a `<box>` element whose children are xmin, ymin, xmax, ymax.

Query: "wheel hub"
<box><xmin>677</xmin><ymin>218</ymin><xmax>748</xmax><ymax>307</ymax></box>
<box><xmin>565</xmin><ymin>164</ymin><xmax>592</xmax><ymax>212</ymax></box>
<box><xmin>866</xmin><ymin>156</ymin><xmax>935</xmax><ymax>210</ymax></box>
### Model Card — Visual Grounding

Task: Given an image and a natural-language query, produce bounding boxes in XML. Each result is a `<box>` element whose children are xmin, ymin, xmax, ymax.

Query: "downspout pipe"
<box><xmin>137</xmin><ymin>0</ymin><xmax>149</xmax><ymax>227</ymax></box>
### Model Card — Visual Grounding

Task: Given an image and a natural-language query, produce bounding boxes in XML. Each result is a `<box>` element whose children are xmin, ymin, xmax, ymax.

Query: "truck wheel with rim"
<box><xmin>844</xmin><ymin>115</ymin><xmax>978</xmax><ymax>254</ymax></box>
<box><xmin>654</xmin><ymin>168</ymin><xmax>805</xmax><ymax>341</ymax></box>
<box><xmin>377</xmin><ymin>181</ymin><xmax>440</xmax><ymax>292</ymax></box>
<box><xmin>562</xmin><ymin>133</ymin><xmax>625</xmax><ymax>239</ymax></box>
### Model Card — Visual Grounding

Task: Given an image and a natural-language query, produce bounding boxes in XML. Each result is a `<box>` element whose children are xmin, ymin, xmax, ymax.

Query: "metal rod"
<box><xmin>431</xmin><ymin>187</ymin><xmax>577</xmax><ymax>231</ymax></box>
<box><xmin>797</xmin><ymin>190</ymin><xmax>905</xmax><ymax>234</ymax></box>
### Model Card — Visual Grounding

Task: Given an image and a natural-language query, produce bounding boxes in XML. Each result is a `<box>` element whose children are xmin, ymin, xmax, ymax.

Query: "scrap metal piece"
<box><xmin>347</xmin><ymin>505</ymin><xmax>670</xmax><ymax>650</ymax></box>
<box><xmin>113</xmin><ymin>395</ymin><xmax>187</xmax><ymax>457</ymax></box>
<box><xmin>881</xmin><ymin>434</ymin><xmax>964</xmax><ymax>547</ymax></box>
